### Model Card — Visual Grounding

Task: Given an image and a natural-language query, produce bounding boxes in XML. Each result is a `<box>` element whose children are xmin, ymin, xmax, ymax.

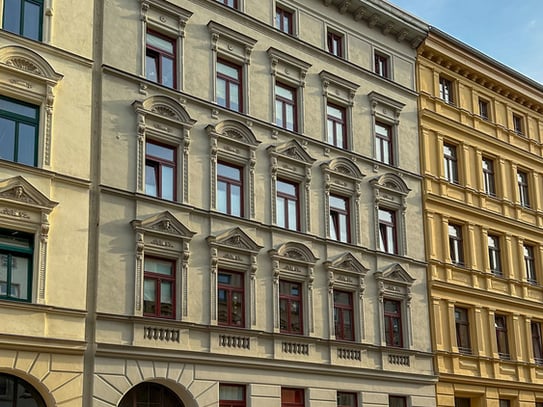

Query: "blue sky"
<box><xmin>389</xmin><ymin>0</ymin><xmax>543</xmax><ymax>85</ymax></box>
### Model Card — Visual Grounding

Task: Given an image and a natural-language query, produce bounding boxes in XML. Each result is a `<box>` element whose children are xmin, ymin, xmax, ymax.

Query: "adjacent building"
<box><xmin>418</xmin><ymin>28</ymin><xmax>543</xmax><ymax>407</ymax></box>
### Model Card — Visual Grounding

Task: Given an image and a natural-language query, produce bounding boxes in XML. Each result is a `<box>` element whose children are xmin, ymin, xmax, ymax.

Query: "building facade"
<box><xmin>418</xmin><ymin>29</ymin><xmax>543</xmax><ymax>407</ymax></box>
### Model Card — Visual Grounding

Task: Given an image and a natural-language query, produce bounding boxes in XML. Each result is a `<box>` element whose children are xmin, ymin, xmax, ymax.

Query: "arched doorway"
<box><xmin>119</xmin><ymin>382</ymin><xmax>185</xmax><ymax>407</ymax></box>
<box><xmin>0</xmin><ymin>373</ymin><xmax>46</xmax><ymax>407</ymax></box>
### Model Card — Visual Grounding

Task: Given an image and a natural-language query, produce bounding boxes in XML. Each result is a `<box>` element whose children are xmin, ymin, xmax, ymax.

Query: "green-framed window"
<box><xmin>3</xmin><ymin>0</ymin><xmax>43</xmax><ymax>41</ymax></box>
<box><xmin>0</xmin><ymin>229</ymin><xmax>33</xmax><ymax>302</ymax></box>
<box><xmin>0</xmin><ymin>95</ymin><xmax>39</xmax><ymax>166</ymax></box>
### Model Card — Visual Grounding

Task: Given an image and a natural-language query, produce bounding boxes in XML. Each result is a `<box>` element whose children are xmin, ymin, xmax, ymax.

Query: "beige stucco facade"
<box><xmin>418</xmin><ymin>30</ymin><xmax>543</xmax><ymax>407</ymax></box>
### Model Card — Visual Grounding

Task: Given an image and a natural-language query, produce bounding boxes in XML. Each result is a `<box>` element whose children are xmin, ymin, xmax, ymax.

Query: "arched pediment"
<box><xmin>273</xmin><ymin>241</ymin><xmax>318</xmax><ymax>263</ymax></box>
<box><xmin>370</xmin><ymin>173</ymin><xmax>410</xmax><ymax>195</ymax></box>
<box><xmin>207</xmin><ymin>120</ymin><xmax>260</xmax><ymax>147</ymax></box>
<box><xmin>269</xmin><ymin>139</ymin><xmax>315</xmax><ymax>165</ymax></box>
<box><xmin>0</xmin><ymin>45</ymin><xmax>62</xmax><ymax>82</ymax></box>
<box><xmin>136</xmin><ymin>95</ymin><xmax>196</xmax><ymax>126</ymax></box>
<box><xmin>208</xmin><ymin>227</ymin><xmax>262</xmax><ymax>253</ymax></box>
<box><xmin>376</xmin><ymin>263</ymin><xmax>415</xmax><ymax>285</ymax></box>
<box><xmin>323</xmin><ymin>157</ymin><xmax>364</xmax><ymax>180</ymax></box>
<box><xmin>0</xmin><ymin>176</ymin><xmax>57</xmax><ymax>211</ymax></box>
<box><xmin>131</xmin><ymin>211</ymin><xmax>195</xmax><ymax>239</ymax></box>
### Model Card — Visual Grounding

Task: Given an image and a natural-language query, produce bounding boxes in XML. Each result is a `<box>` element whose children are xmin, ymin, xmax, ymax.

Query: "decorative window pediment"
<box><xmin>131</xmin><ymin>211</ymin><xmax>195</xmax><ymax>317</ymax></box>
<box><xmin>267</xmin><ymin>47</ymin><xmax>311</xmax><ymax>87</ymax></box>
<box><xmin>271</xmin><ymin>139</ymin><xmax>315</xmax><ymax>167</ymax></box>
<box><xmin>325</xmin><ymin>252</ymin><xmax>368</xmax><ymax>292</ymax></box>
<box><xmin>376</xmin><ymin>263</ymin><xmax>415</xmax><ymax>291</ymax></box>
<box><xmin>0</xmin><ymin>176</ymin><xmax>58</xmax><ymax>304</ymax></box>
<box><xmin>370</xmin><ymin>173</ymin><xmax>410</xmax><ymax>206</ymax></box>
<box><xmin>368</xmin><ymin>91</ymin><xmax>405</xmax><ymax>123</ymax></box>
<box><xmin>208</xmin><ymin>21</ymin><xmax>257</xmax><ymax>65</ymax></box>
<box><xmin>319</xmin><ymin>70</ymin><xmax>358</xmax><ymax>106</ymax></box>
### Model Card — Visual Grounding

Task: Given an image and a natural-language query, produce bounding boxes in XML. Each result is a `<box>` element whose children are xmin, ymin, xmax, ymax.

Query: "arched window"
<box><xmin>119</xmin><ymin>382</ymin><xmax>184</xmax><ymax>407</ymax></box>
<box><xmin>0</xmin><ymin>373</ymin><xmax>46</xmax><ymax>407</ymax></box>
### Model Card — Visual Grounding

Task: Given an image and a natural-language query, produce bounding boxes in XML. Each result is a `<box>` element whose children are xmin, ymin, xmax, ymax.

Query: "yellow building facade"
<box><xmin>418</xmin><ymin>29</ymin><xmax>543</xmax><ymax>407</ymax></box>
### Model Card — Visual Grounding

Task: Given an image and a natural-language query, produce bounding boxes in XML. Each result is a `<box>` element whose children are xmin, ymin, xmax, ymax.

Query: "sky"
<box><xmin>388</xmin><ymin>0</ymin><xmax>543</xmax><ymax>85</ymax></box>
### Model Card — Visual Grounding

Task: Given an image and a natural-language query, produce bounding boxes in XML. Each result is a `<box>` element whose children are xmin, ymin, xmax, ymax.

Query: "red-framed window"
<box><xmin>217</xmin><ymin>161</ymin><xmax>243</xmax><ymax>217</ymax></box>
<box><xmin>275</xmin><ymin>82</ymin><xmax>297</xmax><ymax>131</ymax></box>
<box><xmin>143</xmin><ymin>257</ymin><xmax>175</xmax><ymax>319</ymax></box>
<box><xmin>275</xmin><ymin>6</ymin><xmax>293</xmax><ymax>35</ymax></box>
<box><xmin>217</xmin><ymin>59</ymin><xmax>242</xmax><ymax>112</ymax></box>
<box><xmin>327</xmin><ymin>30</ymin><xmax>343</xmax><ymax>57</ymax></box>
<box><xmin>216</xmin><ymin>0</ymin><xmax>238</xmax><ymax>9</ymax></box>
<box><xmin>220</xmin><ymin>384</ymin><xmax>246</xmax><ymax>407</ymax></box>
<box><xmin>280</xmin><ymin>280</ymin><xmax>303</xmax><ymax>334</ymax></box>
<box><xmin>374</xmin><ymin>52</ymin><xmax>389</xmax><ymax>78</ymax></box>
<box><xmin>384</xmin><ymin>299</ymin><xmax>402</xmax><ymax>347</ymax></box>
<box><xmin>482</xmin><ymin>157</ymin><xmax>496</xmax><ymax>196</ymax></box>
<box><xmin>146</xmin><ymin>30</ymin><xmax>176</xmax><ymax>88</ymax></box>
<box><xmin>337</xmin><ymin>392</ymin><xmax>357</xmax><ymax>407</ymax></box>
<box><xmin>327</xmin><ymin>103</ymin><xmax>347</xmax><ymax>148</ymax></box>
<box><xmin>145</xmin><ymin>141</ymin><xmax>176</xmax><ymax>201</ymax></box>
<box><xmin>455</xmin><ymin>307</ymin><xmax>471</xmax><ymax>354</ymax></box>
<box><xmin>375</xmin><ymin>122</ymin><xmax>393</xmax><ymax>165</ymax></box>
<box><xmin>334</xmin><ymin>290</ymin><xmax>354</xmax><ymax>341</ymax></box>
<box><xmin>495</xmin><ymin>314</ymin><xmax>510</xmax><ymax>359</ymax></box>
<box><xmin>448</xmin><ymin>223</ymin><xmax>464</xmax><ymax>265</ymax></box>
<box><xmin>281</xmin><ymin>388</ymin><xmax>304</xmax><ymax>407</ymax></box>
<box><xmin>378</xmin><ymin>208</ymin><xmax>397</xmax><ymax>254</ymax></box>
<box><xmin>276</xmin><ymin>179</ymin><xmax>299</xmax><ymax>231</ymax></box>
<box><xmin>329</xmin><ymin>194</ymin><xmax>350</xmax><ymax>243</ymax></box>
<box><xmin>218</xmin><ymin>270</ymin><xmax>244</xmax><ymax>327</ymax></box>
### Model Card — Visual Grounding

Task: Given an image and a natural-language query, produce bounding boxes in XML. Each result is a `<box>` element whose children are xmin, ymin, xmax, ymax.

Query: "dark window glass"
<box><xmin>524</xmin><ymin>244</ymin><xmax>537</xmax><ymax>284</ymax></box>
<box><xmin>119</xmin><ymin>382</ymin><xmax>185</xmax><ymax>407</ymax></box>
<box><xmin>337</xmin><ymin>392</ymin><xmax>357</xmax><ymax>407</ymax></box>
<box><xmin>327</xmin><ymin>31</ymin><xmax>343</xmax><ymax>57</ymax></box>
<box><xmin>327</xmin><ymin>103</ymin><xmax>347</xmax><ymax>148</ymax></box>
<box><xmin>334</xmin><ymin>290</ymin><xmax>354</xmax><ymax>341</ymax></box>
<box><xmin>143</xmin><ymin>257</ymin><xmax>175</xmax><ymax>318</ymax></box>
<box><xmin>217</xmin><ymin>59</ymin><xmax>242</xmax><ymax>112</ymax></box>
<box><xmin>146</xmin><ymin>30</ymin><xmax>176</xmax><ymax>88</ymax></box>
<box><xmin>0</xmin><ymin>229</ymin><xmax>33</xmax><ymax>302</ymax></box>
<box><xmin>281</xmin><ymin>388</ymin><xmax>304</xmax><ymax>407</ymax></box>
<box><xmin>3</xmin><ymin>0</ymin><xmax>43</xmax><ymax>41</ymax></box>
<box><xmin>279</xmin><ymin>280</ymin><xmax>302</xmax><ymax>334</ymax></box>
<box><xmin>479</xmin><ymin>98</ymin><xmax>490</xmax><ymax>120</ymax></box>
<box><xmin>275</xmin><ymin>82</ymin><xmax>297</xmax><ymax>131</ymax></box>
<box><xmin>217</xmin><ymin>161</ymin><xmax>243</xmax><ymax>217</ymax></box>
<box><xmin>378</xmin><ymin>208</ymin><xmax>397</xmax><ymax>254</ymax></box>
<box><xmin>0</xmin><ymin>373</ymin><xmax>46</xmax><ymax>407</ymax></box>
<box><xmin>384</xmin><ymin>299</ymin><xmax>402</xmax><ymax>347</ymax></box>
<box><xmin>495</xmin><ymin>314</ymin><xmax>510</xmax><ymax>359</ymax></box>
<box><xmin>374</xmin><ymin>52</ymin><xmax>389</xmax><ymax>78</ymax></box>
<box><xmin>276</xmin><ymin>179</ymin><xmax>299</xmax><ymax>231</ymax></box>
<box><xmin>275</xmin><ymin>6</ymin><xmax>293</xmax><ymax>34</ymax></box>
<box><xmin>439</xmin><ymin>77</ymin><xmax>453</xmax><ymax>104</ymax></box>
<box><xmin>455</xmin><ymin>307</ymin><xmax>471</xmax><ymax>354</ymax></box>
<box><xmin>389</xmin><ymin>396</ymin><xmax>407</xmax><ymax>407</ymax></box>
<box><xmin>455</xmin><ymin>398</ymin><xmax>471</xmax><ymax>407</ymax></box>
<box><xmin>220</xmin><ymin>384</ymin><xmax>246</xmax><ymax>407</ymax></box>
<box><xmin>513</xmin><ymin>114</ymin><xmax>524</xmax><ymax>135</ymax></box>
<box><xmin>218</xmin><ymin>271</ymin><xmax>244</xmax><ymax>327</ymax></box>
<box><xmin>532</xmin><ymin>322</ymin><xmax>543</xmax><ymax>365</ymax></box>
<box><xmin>145</xmin><ymin>141</ymin><xmax>176</xmax><ymax>200</ymax></box>
<box><xmin>329</xmin><ymin>194</ymin><xmax>349</xmax><ymax>243</ymax></box>
<box><xmin>517</xmin><ymin>170</ymin><xmax>530</xmax><ymax>208</ymax></box>
<box><xmin>0</xmin><ymin>96</ymin><xmax>39</xmax><ymax>166</ymax></box>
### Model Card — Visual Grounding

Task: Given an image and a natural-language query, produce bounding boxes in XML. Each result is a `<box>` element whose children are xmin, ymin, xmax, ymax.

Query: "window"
<box><xmin>499</xmin><ymin>401</ymin><xmax>510</xmax><ymax>407</ymax></box>
<box><xmin>443</xmin><ymin>143</ymin><xmax>459</xmax><ymax>184</ymax></box>
<box><xmin>0</xmin><ymin>374</ymin><xmax>46</xmax><ymax>407</ymax></box>
<box><xmin>479</xmin><ymin>98</ymin><xmax>490</xmax><ymax>120</ymax></box>
<box><xmin>389</xmin><ymin>396</ymin><xmax>407</xmax><ymax>407</ymax></box>
<box><xmin>327</xmin><ymin>103</ymin><xmax>347</xmax><ymax>148</ymax></box>
<box><xmin>495</xmin><ymin>314</ymin><xmax>510</xmax><ymax>359</ymax></box>
<box><xmin>275</xmin><ymin>6</ymin><xmax>293</xmax><ymax>35</ymax></box>
<box><xmin>145</xmin><ymin>30</ymin><xmax>176</xmax><ymax>88</ymax></box>
<box><xmin>337</xmin><ymin>392</ymin><xmax>357</xmax><ymax>407</ymax></box>
<box><xmin>143</xmin><ymin>257</ymin><xmax>175</xmax><ymax>318</ymax></box>
<box><xmin>0</xmin><ymin>229</ymin><xmax>33</xmax><ymax>302</ymax></box>
<box><xmin>374</xmin><ymin>51</ymin><xmax>390</xmax><ymax>78</ymax></box>
<box><xmin>334</xmin><ymin>290</ymin><xmax>354</xmax><ymax>341</ymax></box>
<box><xmin>280</xmin><ymin>280</ymin><xmax>303</xmax><ymax>334</ymax></box>
<box><xmin>482</xmin><ymin>157</ymin><xmax>496</xmax><ymax>196</ymax></box>
<box><xmin>532</xmin><ymin>322</ymin><xmax>543</xmax><ymax>365</ymax></box>
<box><xmin>327</xmin><ymin>30</ymin><xmax>343</xmax><ymax>57</ymax></box>
<box><xmin>282</xmin><ymin>388</ymin><xmax>304</xmax><ymax>407</ymax></box>
<box><xmin>455</xmin><ymin>307</ymin><xmax>471</xmax><ymax>354</ymax></box>
<box><xmin>512</xmin><ymin>113</ymin><xmax>524</xmax><ymax>135</ymax></box>
<box><xmin>0</xmin><ymin>96</ymin><xmax>39</xmax><ymax>166</ymax></box>
<box><xmin>119</xmin><ymin>383</ymin><xmax>183</xmax><ymax>407</ymax></box>
<box><xmin>488</xmin><ymin>235</ymin><xmax>502</xmax><ymax>276</ymax></box>
<box><xmin>448</xmin><ymin>223</ymin><xmax>464</xmax><ymax>265</ymax></box>
<box><xmin>455</xmin><ymin>398</ymin><xmax>471</xmax><ymax>407</ymax></box>
<box><xmin>217</xmin><ymin>59</ymin><xmax>242</xmax><ymax>112</ymax></box>
<box><xmin>329</xmin><ymin>195</ymin><xmax>350</xmax><ymax>243</ymax></box>
<box><xmin>220</xmin><ymin>384</ymin><xmax>246</xmax><ymax>407</ymax></box>
<box><xmin>217</xmin><ymin>161</ymin><xmax>243</xmax><ymax>216</ymax></box>
<box><xmin>379</xmin><ymin>208</ymin><xmax>397</xmax><ymax>254</ymax></box>
<box><xmin>517</xmin><ymin>170</ymin><xmax>530</xmax><ymax>208</ymax></box>
<box><xmin>384</xmin><ymin>299</ymin><xmax>403</xmax><ymax>347</ymax></box>
<box><xmin>275</xmin><ymin>82</ymin><xmax>297</xmax><ymax>131</ymax></box>
<box><xmin>3</xmin><ymin>0</ymin><xmax>43</xmax><ymax>41</ymax></box>
<box><xmin>218</xmin><ymin>270</ymin><xmax>244</xmax><ymax>327</ymax></box>
<box><xmin>439</xmin><ymin>76</ymin><xmax>453</xmax><ymax>104</ymax></box>
<box><xmin>276</xmin><ymin>179</ymin><xmax>299</xmax><ymax>231</ymax></box>
<box><xmin>524</xmin><ymin>244</ymin><xmax>537</xmax><ymax>284</ymax></box>
<box><xmin>216</xmin><ymin>0</ymin><xmax>238</xmax><ymax>8</ymax></box>
<box><xmin>145</xmin><ymin>141</ymin><xmax>176</xmax><ymax>200</ymax></box>
<box><xmin>376</xmin><ymin>122</ymin><xmax>393</xmax><ymax>165</ymax></box>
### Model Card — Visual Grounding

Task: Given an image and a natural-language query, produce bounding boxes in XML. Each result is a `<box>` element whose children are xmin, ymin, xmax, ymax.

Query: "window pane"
<box><xmin>11</xmin><ymin>256</ymin><xmax>29</xmax><ymax>300</ymax></box>
<box><xmin>0</xmin><ymin>118</ymin><xmax>15</xmax><ymax>161</ymax></box>
<box><xmin>276</xmin><ymin>85</ymin><xmax>293</xmax><ymax>100</ymax></box>
<box><xmin>220</xmin><ymin>384</ymin><xmax>245</xmax><ymax>401</ymax></box>
<box><xmin>145</xmin><ymin>258</ymin><xmax>173</xmax><ymax>276</ymax></box>
<box><xmin>231</xmin><ymin>185</ymin><xmax>241</xmax><ymax>216</ymax></box>
<box><xmin>285</xmin><ymin>104</ymin><xmax>294</xmax><ymax>130</ymax></box>
<box><xmin>218</xmin><ymin>62</ymin><xmax>239</xmax><ymax>79</ymax></box>
<box><xmin>145</xmin><ymin>55</ymin><xmax>158</xmax><ymax>82</ymax></box>
<box><xmin>161</xmin><ymin>165</ymin><xmax>174</xmax><ymax>201</ymax></box>
<box><xmin>160</xmin><ymin>281</ymin><xmax>173</xmax><ymax>317</ymax></box>
<box><xmin>146</xmin><ymin>32</ymin><xmax>174</xmax><ymax>53</ymax></box>
<box><xmin>143</xmin><ymin>279</ymin><xmax>156</xmax><ymax>314</ymax></box>
<box><xmin>218</xmin><ymin>163</ymin><xmax>241</xmax><ymax>180</ymax></box>
<box><xmin>229</xmin><ymin>83</ymin><xmax>239</xmax><ymax>111</ymax></box>
<box><xmin>146</xmin><ymin>142</ymin><xmax>174</xmax><ymax>161</ymax></box>
<box><xmin>0</xmin><ymin>98</ymin><xmax>37</xmax><ymax>118</ymax></box>
<box><xmin>161</xmin><ymin>56</ymin><xmax>174</xmax><ymax>88</ymax></box>
<box><xmin>287</xmin><ymin>199</ymin><xmax>297</xmax><ymax>230</ymax></box>
<box><xmin>145</xmin><ymin>164</ymin><xmax>158</xmax><ymax>196</ymax></box>
<box><xmin>277</xmin><ymin>180</ymin><xmax>296</xmax><ymax>195</ymax></box>
<box><xmin>22</xmin><ymin>1</ymin><xmax>41</xmax><ymax>41</ymax></box>
<box><xmin>3</xmin><ymin>0</ymin><xmax>22</xmax><ymax>35</ymax></box>
<box><xmin>275</xmin><ymin>100</ymin><xmax>284</xmax><ymax>127</ymax></box>
<box><xmin>276</xmin><ymin>196</ymin><xmax>285</xmax><ymax>226</ymax></box>
<box><xmin>217</xmin><ymin>181</ymin><xmax>227</xmax><ymax>213</ymax></box>
<box><xmin>17</xmin><ymin>122</ymin><xmax>36</xmax><ymax>165</ymax></box>
<box><xmin>217</xmin><ymin>78</ymin><xmax>226</xmax><ymax>106</ymax></box>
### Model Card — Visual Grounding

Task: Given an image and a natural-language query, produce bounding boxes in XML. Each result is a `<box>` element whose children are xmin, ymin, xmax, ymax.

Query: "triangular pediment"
<box><xmin>132</xmin><ymin>211</ymin><xmax>195</xmax><ymax>239</ymax></box>
<box><xmin>271</xmin><ymin>140</ymin><xmax>315</xmax><ymax>164</ymax></box>
<box><xmin>378</xmin><ymin>263</ymin><xmax>415</xmax><ymax>285</ymax></box>
<box><xmin>328</xmin><ymin>252</ymin><xmax>368</xmax><ymax>275</ymax></box>
<box><xmin>0</xmin><ymin>176</ymin><xmax>57</xmax><ymax>211</ymax></box>
<box><xmin>209</xmin><ymin>227</ymin><xmax>262</xmax><ymax>253</ymax></box>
